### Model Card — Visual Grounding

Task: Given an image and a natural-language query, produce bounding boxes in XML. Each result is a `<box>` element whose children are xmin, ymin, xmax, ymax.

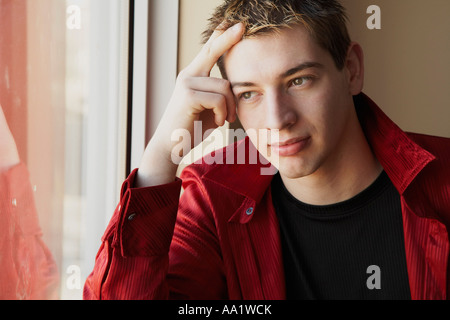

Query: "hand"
<box><xmin>157</xmin><ymin>22</ymin><xmax>244</xmax><ymax>151</ymax></box>
<box><xmin>0</xmin><ymin>105</ymin><xmax>20</xmax><ymax>172</ymax></box>
<box><xmin>135</xmin><ymin>23</ymin><xmax>245</xmax><ymax>187</ymax></box>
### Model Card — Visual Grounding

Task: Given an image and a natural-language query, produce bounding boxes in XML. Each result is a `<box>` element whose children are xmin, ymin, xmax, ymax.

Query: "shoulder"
<box><xmin>179</xmin><ymin>137</ymin><xmax>273</xmax><ymax>201</ymax></box>
<box><xmin>407</xmin><ymin>132</ymin><xmax>450</xmax><ymax>163</ymax></box>
<box><xmin>180</xmin><ymin>138</ymin><xmax>247</xmax><ymax>180</ymax></box>
<box><xmin>180</xmin><ymin>136</ymin><xmax>266</xmax><ymax>180</ymax></box>
<box><xmin>407</xmin><ymin>132</ymin><xmax>450</xmax><ymax>150</ymax></box>
<box><xmin>406</xmin><ymin>132</ymin><xmax>450</xmax><ymax>224</ymax></box>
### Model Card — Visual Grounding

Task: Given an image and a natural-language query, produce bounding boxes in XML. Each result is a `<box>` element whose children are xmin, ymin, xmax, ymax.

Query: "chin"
<box><xmin>278</xmin><ymin>170</ymin><xmax>310</xmax><ymax>180</ymax></box>
<box><xmin>276</xmin><ymin>160</ymin><xmax>315</xmax><ymax>180</ymax></box>
<box><xmin>268</xmin><ymin>142</ymin><xmax>321</xmax><ymax>179</ymax></box>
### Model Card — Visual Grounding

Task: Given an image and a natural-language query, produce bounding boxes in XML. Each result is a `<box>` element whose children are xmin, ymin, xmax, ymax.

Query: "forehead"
<box><xmin>223</xmin><ymin>25</ymin><xmax>333</xmax><ymax>80</ymax></box>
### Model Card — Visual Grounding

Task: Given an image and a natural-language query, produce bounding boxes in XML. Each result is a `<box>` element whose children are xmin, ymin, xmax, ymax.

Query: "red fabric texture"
<box><xmin>0</xmin><ymin>163</ymin><xmax>59</xmax><ymax>300</ymax></box>
<box><xmin>83</xmin><ymin>93</ymin><xmax>450</xmax><ymax>300</ymax></box>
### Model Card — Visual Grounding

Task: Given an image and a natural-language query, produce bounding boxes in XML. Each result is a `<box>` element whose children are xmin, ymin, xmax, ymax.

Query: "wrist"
<box><xmin>135</xmin><ymin>140</ymin><xmax>179</xmax><ymax>188</ymax></box>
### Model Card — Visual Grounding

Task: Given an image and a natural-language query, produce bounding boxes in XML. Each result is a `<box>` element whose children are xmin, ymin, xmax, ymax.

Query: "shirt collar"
<box><xmin>203</xmin><ymin>93</ymin><xmax>436</xmax><ymax>203</ymax></box>
<box><xmin>202</xmin><ymin>138</ymin><xmax>275</xmax><ymax>203</ymax></box>
<box><xmin>354</xmin><ymin>93</ymin><xmax>435</xmax><ymax>195</ymax></box>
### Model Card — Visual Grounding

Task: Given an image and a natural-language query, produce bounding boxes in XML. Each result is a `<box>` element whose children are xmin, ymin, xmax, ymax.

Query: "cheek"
<box><xmin>237</xmin><ymin>108</ymin><xmax>262</xmax><ymax>130</ymax></box>
<box><xmin>305</xmin><ymin>82</ymin><xmax>351</xmax><ymax>139</ymax></box>
<box><xmin>301</xmin><ymin>89</ymin><xmax>335</xmax><ymax>125</ymax></box>
<box><xmin>237</xmin><ymin>109</ymin><xmax>272</xmax><ymax>157</ymax></box>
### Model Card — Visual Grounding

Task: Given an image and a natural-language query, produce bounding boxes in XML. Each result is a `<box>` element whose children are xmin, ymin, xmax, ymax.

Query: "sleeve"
<box><xmin>83</xmin><ymin>166</ymin><xmax>228</xmax><ymax>300</ymax></box>
<box><xmin>83</xmin><ymin>168</ymin><xmax>183</xmax><ymax>299</ymax></box>
<box><xmin>0</xmin><ymin>163</ymin><xmax>59</xmax><ymax>300</ymax></box>
<box><xmin>167</xmin><ymin>166</ymin><xmax>228</xmax><ymax>299</ymax></box>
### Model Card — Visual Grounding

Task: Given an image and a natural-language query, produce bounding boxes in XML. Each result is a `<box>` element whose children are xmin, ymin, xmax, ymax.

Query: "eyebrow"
<box><xmin>283</xmin><ymin>62</ymin><xmax>324</xmax><ymax>77</ymax></box>
<box><xmin>230</xmin><ymin>61</ymin><xmax>324</xmax><ymax>89</ymax></box>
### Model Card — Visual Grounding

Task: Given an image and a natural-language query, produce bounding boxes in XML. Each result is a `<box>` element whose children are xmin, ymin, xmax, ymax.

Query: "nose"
<box><xmin>264</xmin><ymin>90</ymin><xmax>297</xmax><ymax>130</ymax></box>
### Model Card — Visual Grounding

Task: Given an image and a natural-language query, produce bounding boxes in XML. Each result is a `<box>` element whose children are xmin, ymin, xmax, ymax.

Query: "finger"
<box><xmin>189</xmin><ymin>91</ymin><xmax>229</xmax><ymax>126</ymax></box>
<box><xmin>185</xmin><ymin>77</ymin><xmax>236</xmax><ymax>123</ymax></box>
<box><xmin>205</xmin><ymin>20</ymin><xmax>229</xmax><ymax>44</ymax></box>
<box><xmin>188</xmin><ymin>22</ymin><xmax>244</xmax><ymax>77</ymax></box>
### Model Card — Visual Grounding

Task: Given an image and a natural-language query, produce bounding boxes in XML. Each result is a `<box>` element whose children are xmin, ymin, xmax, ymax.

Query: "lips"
<box><xmin>269</xmin><ymin>137</ymin><xmax>311</xmax><ymax>157</ymax></box>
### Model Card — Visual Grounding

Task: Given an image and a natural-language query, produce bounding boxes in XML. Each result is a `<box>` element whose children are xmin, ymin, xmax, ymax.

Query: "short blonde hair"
<box><xmin>202</xmin><ymin>0</ymin><xmax>351</xmax><ymax>76</ymax></box>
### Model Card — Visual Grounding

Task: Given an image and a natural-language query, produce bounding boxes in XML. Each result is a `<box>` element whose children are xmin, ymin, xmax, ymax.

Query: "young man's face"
<box><xmin>224</xmin><ymin>25</ymin><xmax>361</xmax><ymax>179</ymax></box>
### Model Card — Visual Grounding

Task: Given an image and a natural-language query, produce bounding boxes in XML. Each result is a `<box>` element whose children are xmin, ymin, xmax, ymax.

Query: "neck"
<box><xmin>280</xmin><ymin>111</ymin><xmax>383</xmax><ymax>206</ymax></box>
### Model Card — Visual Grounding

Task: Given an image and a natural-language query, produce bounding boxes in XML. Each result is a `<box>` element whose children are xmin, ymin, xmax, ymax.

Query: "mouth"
<box><xmin>269</xmin><ymin>136</ymin><xmax>311</xmax><ymax>157</ymax></box>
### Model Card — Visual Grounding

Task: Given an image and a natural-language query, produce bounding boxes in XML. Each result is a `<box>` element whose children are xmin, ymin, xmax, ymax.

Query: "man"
<box><xmin>84</xmin><ymin>0</ymin><xmax>450</xmax><ymax>300</ymax></box>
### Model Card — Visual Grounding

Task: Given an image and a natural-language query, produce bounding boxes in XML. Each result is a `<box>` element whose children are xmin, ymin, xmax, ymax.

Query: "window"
<box><xmin>1</xmin><ymin>0</ymin><xmax>131</xmax><ymax>299</ymax></box>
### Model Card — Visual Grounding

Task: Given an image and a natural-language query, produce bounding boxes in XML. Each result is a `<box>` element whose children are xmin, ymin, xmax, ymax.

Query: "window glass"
<box><xmin>0</xmin><ymin>0</ymin><xmax>130</xmax><ymax>299</ymax></box>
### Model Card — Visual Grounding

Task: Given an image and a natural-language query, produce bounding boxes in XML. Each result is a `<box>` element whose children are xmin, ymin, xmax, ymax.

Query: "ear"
<box><xmin>345</xmin><ymin>42</ymin><xmax>365</xmax><ymax>95</ymax></box>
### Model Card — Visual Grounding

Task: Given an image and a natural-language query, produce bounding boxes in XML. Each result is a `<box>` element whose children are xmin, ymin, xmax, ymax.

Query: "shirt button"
<box><xmin>246</xmin><ymin>207</ymin><xmax>254</xmax><ymax>215</ymax></box>
<box><xmin>128</xmin><ymin>213</ymin><xmax>137</xmax><ymax>221</ymax></box>
<box><xmin>12</xmin><ymin>198</ymin><xmax>17</xmax><ymax>207</ymax></box>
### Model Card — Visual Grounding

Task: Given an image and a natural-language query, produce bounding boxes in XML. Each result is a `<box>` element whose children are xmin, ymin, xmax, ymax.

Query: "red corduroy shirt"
<box><xmin>84</xmin><ymin>93</ymin><xmax>450</xmax><ymax>300</ymax></box>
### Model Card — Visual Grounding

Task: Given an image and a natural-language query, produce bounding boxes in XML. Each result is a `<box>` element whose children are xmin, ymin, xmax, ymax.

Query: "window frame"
<box><xmin>128</xmin><ymin>0</ymin><xmax>180</xmax><ymax>173</ymax></box>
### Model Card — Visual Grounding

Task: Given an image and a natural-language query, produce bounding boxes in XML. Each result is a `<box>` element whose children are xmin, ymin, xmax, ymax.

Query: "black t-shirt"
<box><xmin>271</xmin><ymin>171</ymin><xmax>411</xmax><ymax>300</ymax></box>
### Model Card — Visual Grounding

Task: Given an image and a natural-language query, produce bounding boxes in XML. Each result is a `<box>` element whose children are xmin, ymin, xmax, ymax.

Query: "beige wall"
<box><xmin>178</xmin><ymin>0</ymin><xmax>450</xmax><ymax>139</ymax></box>
<box><xmin>177</xmin><ymin>0</ymin><xmax>227</xmax><ymax>168</ymax></box>
<box><xmin>178</xmin><ymin>0</ymin><xmax>222</xmax><ymax>76</ymax></box>
<box><xmin>341</xmin><ymin>0</ymin><xmax>450</xmax><ymax>138</ymax></box>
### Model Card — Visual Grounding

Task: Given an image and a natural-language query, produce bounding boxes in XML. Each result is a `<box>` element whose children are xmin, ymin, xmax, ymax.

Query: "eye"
<box><xmin>290</xmin><ymin>76</ymin><xmax>313</xmax><ymax>87</ymax></box>
<box><xmin>240</xmin><ymin>91</ymin><xmax>257</xmax><ymax>101</ymax></box>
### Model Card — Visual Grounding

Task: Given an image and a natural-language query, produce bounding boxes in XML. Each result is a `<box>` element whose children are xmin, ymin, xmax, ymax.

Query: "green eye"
<box><xmin>241</xmin><ymin>92</ymin><xmax>255</xmax><ymax>100</ymax></box>
<box><xmin>292</xmin><ymin>78</ymin><xmax>305</xmax><ymax>86</ymax></box>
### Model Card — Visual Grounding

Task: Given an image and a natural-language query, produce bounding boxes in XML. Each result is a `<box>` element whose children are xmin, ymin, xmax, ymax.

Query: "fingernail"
<box><xmin>231</xmin><ymin>23</ymin><xmax>243</xmax><ymax>33</ymax></box>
